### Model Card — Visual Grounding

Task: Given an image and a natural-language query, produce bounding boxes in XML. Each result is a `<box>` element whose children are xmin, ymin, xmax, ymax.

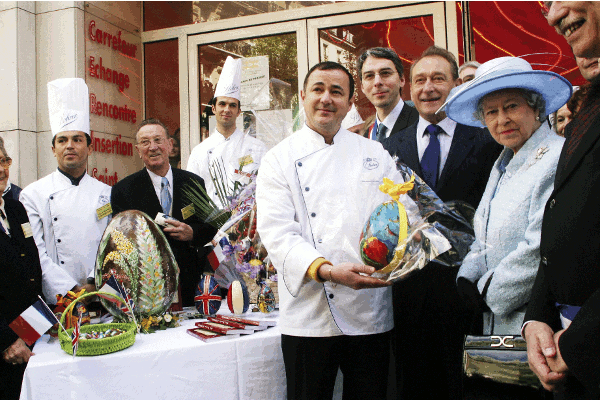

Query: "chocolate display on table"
<box><xmin>95</xmin><ymin>210</ymin><xmax>179</xmax><ymax>318</ymax></box>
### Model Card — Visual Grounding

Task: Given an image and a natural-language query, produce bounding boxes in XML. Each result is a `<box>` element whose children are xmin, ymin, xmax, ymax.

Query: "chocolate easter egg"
<box><xmin>96</xmin><ymin>210</ymin><xmax>179</xmax><ymax>318</ymax></box>
<box><xmin>359</xmin><ymin>200</ymin><xmax>402</xmax><ymax>270</ymax></box>
<box><xmin>195</xmin><ymin>275</ymin><xmax>222</xmax><ymax>315</ymax></box>
<box><xmin>257</xmin><ymin>283</ymin><xmax>276</xmax><ymax>313</ymax></box>
<box><xmin>227</xmin><ymin>280</ymin><xmax>250</xmax><ymax>314</ymax></box>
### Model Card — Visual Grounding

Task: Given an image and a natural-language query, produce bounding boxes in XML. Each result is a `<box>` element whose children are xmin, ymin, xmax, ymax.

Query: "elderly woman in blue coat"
<box><xmin>447</xmin><ymin>57</ymin><xmax>571</xmax><ymax>335</ymax></box>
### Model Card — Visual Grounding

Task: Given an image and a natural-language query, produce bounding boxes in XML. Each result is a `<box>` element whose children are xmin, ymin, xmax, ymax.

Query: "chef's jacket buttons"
<box><xmin>61</xmin><ymin>261</ymin><xmax>65</xmax><ymax>264</ymax></box>
<box><xmin>318</xmin><ymin>239</ymin><xmax>323</xmax><ymax>243</ymax></box>
<box><xmin>305</xmin><ymin>187</ymin><xmax>310</xmax><ymax>192</ymax></box>
<box><xmin>329</xmin><ymin>294</ymin><xmax>334</xmax><ymax>299</ymax></box>
<box><xmin>297</xmin><ymin>162</ymin><xmax>302</xmax><ymax>167</ymax></box>
<box><xmin>208</xmin><ymin>151</ymin><xmax>212</xmax><ymax>154</ymax></box>
<box><xmin>549</xmin><ymin>199</ymin><xmax>556</xmax><ymax>208</ymax></box>
<box><xmin>50</xmin><ymin>196</ymin><xmax>54</xmax><ymax>200</ymax></box>
<box><xmin>54</xmin><ymin>217</ymin><xmax>57</xmax><ymax>221</ymax></box>
<box><xmin>311</xmin><ymin>212</ymin><xmax>316</xmax><ymax>217</ymax></box>
<box><xmin>57</xmin><ymin>239</ymin><xmax>61</xmax><ymax>243</ymax></box>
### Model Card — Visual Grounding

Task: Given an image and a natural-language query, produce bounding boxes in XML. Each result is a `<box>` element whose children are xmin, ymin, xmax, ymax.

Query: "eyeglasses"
<box><xmin>362</xmin><ymin>69</ymin><xmax>397</xmax><ymax>82</ymax></box>
<box><xmin>137</xmin><ymin>137</ymin><xmax>166</xmax><ymax>148</ymax></box>
<box><xmin>540</xmin><ymin>1</ymin><xmax>553</xmax><ymax>18</ymax></box>
<box><xmin>0</xmin><ymin>157</ymin><xmax>12</xmax><ymax>168</ymax></box>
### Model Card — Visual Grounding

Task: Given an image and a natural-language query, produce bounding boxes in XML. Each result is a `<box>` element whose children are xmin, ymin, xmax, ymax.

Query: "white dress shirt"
<box><xmin>375</xmin><ymin>98</ymin><xmax>406</xmax><ymax>139</ymax></box>
<box><xmin>146</xmin><ymin>166</ymin><xmax>174</xmax><ymax>215</ymax></box>
<box><xmin>416</xmin><ymin>116</ymin><xmax>457</xmax><ymax>178</ymax></box>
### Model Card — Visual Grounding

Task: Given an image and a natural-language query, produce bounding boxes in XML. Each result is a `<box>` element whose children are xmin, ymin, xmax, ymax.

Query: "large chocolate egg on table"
<box><xmin>96</xmin><ymin>210</ymin><xmax>179</xmax><ymax>318</ymax></box>
<box><xmin>359</xmin><ymin>201</ymin><xmax>401</xmax><ymax>270</ymax></box>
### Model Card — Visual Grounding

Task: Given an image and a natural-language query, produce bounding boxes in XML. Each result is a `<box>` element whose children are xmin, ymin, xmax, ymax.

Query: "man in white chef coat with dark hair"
<box><xmin>257</xmin><ymin>61</ymin><xmax>414</xmax><ymax>400</ymax></box>
<box><xmin>20</xmin><ymin>78</ymin><xmax>111</xmax><ymax>304</ymax></box>
<box><xmin>187</xmin><ymin>56</ymin><xmax>267</xmax><ymax>209</ymax></box>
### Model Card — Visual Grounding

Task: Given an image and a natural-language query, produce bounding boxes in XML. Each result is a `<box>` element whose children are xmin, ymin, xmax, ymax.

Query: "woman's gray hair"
<box><xmin>473</xmin><ymin>88</ymin><xmax>546</xmax><ymax>124</ymax></box>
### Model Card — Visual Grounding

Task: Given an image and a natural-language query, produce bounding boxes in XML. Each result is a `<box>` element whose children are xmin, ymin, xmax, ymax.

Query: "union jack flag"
<box><xmin>72</xmin><ymin>314</ymin><xmax>81</xmax><ymax>357</ymax></box>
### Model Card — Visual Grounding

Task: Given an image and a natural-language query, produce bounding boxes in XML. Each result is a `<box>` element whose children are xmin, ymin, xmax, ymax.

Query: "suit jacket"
<box><xmin>2</xmin><ymin>182</ymin><xmax>22</xmax><ymax>202</ymax></box>
<box><xmin>0</xmin><ymin>199</ymin><xmax>43</xmax><ymax>352</ymax></box>
<box><xmin>382</xmin><ymin>121</ymin><xmax>502</xmax><ymax>209</ymax></box>
<box><xmin>110</xmin><ymin>168</ymin><xmax>217</xmax><ymax>306</ymax></box>
<box><xmin>388</xmin><ymin>103</ymin><xmax>419</xmax><ymax>138</ymax></box>
<box><xmin>525</xmin><ymin>89</ymin><xmax>600</xmax><ymax>396</ymax></box>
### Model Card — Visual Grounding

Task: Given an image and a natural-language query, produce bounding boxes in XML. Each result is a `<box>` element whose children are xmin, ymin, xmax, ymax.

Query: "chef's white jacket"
<box><xmin>187</xmin><ymin>128</ymin><xmax>267</xmax><ymax>208</ymax></box>
<box><xmin>20</xmin><ymin>171</ymin><xmax>111</xmax><ymax>303</ymax></box>
<box><xmin>257</xmin><ymin>125</ymin><xmax>413</xmax><ymax>337</ymax></box>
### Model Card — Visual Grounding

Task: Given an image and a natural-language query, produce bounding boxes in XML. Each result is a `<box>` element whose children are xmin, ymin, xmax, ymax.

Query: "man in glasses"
<box><xmin>20</xmin><ymin>78</ymin><xmax>111</xmax><ymax>305</ymax></box>
<box><xmin>111</xmin><ymin>118</ymin><xmax>216</xmax><ymax>307</ymax></box>
<box><xmin>525</xmin><ymin>2</ymin><xmax>600</xmax><ymax>398</ymax></box>
<box><xmin>1</xmin><ymin>132</ymin><xmax>43</xmax><ymax>400</ymax></box>
<box><xmin>357</xmin><ymin>47</ymin><xmax>419</xmax><ymax>141</ymax></box>
<box><xmin>0</xmin><ymin>137</ymin><xmax>22</xmax><ymax>201</ymax></box>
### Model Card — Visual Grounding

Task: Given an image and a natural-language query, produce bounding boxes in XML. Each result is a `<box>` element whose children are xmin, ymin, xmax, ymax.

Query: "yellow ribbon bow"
<box><xmin>375</xmin><ymin>175</ymin><xmax>415</xmax><ymax>274</ymax></box>
<box><xmin>378</xmin><ymin>175</ymin><xmax>415</xmax><ymax>201</ymax></box>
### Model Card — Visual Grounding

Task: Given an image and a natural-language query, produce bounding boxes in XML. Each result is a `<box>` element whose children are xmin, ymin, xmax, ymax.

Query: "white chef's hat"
<box><xmin>47</xmin><ymin>78</ymin><xmax>90</xmax><ymax>137</ymax></box>
<box><xmin>341</xmin><ymin>104</ymin><xmax>364</xmax><ymax>130</ymax></box>
<box><xmin>214</xmin><ymin>56</ymin><xmax>242</xmax><ymax>101</ymax></box>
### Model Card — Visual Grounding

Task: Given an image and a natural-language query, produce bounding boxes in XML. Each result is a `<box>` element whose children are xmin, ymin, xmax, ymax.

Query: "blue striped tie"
<box><xmin>160</xmin><ymin>177</ymin><xmax>172</xmax><ymax>216</ymax></box>
<box><xmin>420</xmin><ymin>124</ymin><xmax>442</xmax><ymax>190</ymax></box>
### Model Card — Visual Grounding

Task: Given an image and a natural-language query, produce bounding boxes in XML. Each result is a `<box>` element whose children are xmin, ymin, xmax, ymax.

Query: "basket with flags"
<box><xmin>58</xmin><ymin>289</ymin><xmax>137</xmax><ymax>356</ymax></box>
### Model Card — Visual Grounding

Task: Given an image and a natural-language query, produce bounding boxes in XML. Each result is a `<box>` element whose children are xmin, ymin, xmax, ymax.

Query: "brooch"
<box><xmin>535</xmin><ymin>146</ymin><xmax>549</xmax><ymax>160</ymax></box>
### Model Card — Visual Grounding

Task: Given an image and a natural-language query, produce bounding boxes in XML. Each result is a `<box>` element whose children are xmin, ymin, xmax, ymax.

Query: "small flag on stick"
<box><xmin>72</xmin><ymin>314</ymin><xmax>81</xmax><ymax>357</ymax></box>
<box><xmin>9</xmin><ymin>298</ymin><xmax>60</xmax><ymax>346</ymax></box>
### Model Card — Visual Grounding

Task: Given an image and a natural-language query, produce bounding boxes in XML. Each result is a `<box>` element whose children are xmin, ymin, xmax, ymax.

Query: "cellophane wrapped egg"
<box><xmin>359</xmin><ymin>201</ymin><xmax>401</xmax><ymax>270</ymax></box>
<box><xmin>96</xmin><ymin>210</ymin><xmax>179</xmax><ymax>318</ymax></box>
<box><xmin>257</xmin><ymin>283</ymin><xmax>276</xmax><ymax>313</ymax></box>
<box><xmin>195</xmin><ymin>275</ymin><xmax>222</xmax><ymax>315</ymax></box>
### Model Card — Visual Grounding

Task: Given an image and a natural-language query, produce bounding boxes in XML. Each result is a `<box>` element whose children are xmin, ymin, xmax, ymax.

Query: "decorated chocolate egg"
<box><xmin>96</xmin><ymin>210</ymin><xmax>179</xmax><ymax>318</ymax></box>
<box><xmin>195</xmin><ymin>275</ymin><xmax>222</xmax><ymax>315</ymax></box>
<box><xmin>257</xmin><ymin>283</ymin><xmax>276</xmax><ymax>313</ymax></box>
<box><xmin>359</xmin><ymin>200</ymin><xmax>403</xmax><ymax>270</ymax></box>
<box><xmin>227</xmin><ymin>280</ymin><xmax>250</xmax><ymax>314</ymax></box>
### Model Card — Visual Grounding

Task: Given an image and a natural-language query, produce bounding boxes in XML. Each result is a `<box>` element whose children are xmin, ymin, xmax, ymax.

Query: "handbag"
<box><xmin>463</xmin><ymin>313</ymin><xmax>541</xmax><ymax>389</ymax></box>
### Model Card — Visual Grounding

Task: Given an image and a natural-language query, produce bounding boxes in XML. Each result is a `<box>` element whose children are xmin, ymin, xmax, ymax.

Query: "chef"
<box><xmin>187</xmin><ymin>56</ymin><xmax>267</xmax><ymax>208</ymax></box>
<box><xmin>20</xmin><ymin>78</ymin><xmax>111</xmax><ymax>304</ymax></box>
<box><xmin>256</xmin><ymin>61</ymin><xmax>416</xmax><ymax>400</ymax></box>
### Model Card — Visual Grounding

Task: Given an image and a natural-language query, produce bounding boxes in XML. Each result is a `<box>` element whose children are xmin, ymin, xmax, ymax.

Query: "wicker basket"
<box><xmin>58</xmin><ymin>291</ymin><xmax>136</xmax><ymax>356</ymax></box>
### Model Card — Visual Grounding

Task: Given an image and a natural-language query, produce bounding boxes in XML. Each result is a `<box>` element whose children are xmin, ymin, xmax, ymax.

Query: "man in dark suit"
<box><xmin>525</xmin><ymin>3</ymin><xmax>600</xmax><ymax>398</ymax></box>
<box><xmin>0</xmin><ymin>157</ymin><xmax>43</xmax><ymax>400</ymax></box>
<box><xmin>111</xmin><ymin>119</ymin><xmax>216</xmax><ymax>307</ymax></box>
<box><xmin>382</xmin><ymin>46</ymin><xmax>501</xmax><ymax>400</ymax></box>
<box><xmin>357</xmin><ymin>47</ymin><xmax>419</xmax><ymax>141</ymax></box>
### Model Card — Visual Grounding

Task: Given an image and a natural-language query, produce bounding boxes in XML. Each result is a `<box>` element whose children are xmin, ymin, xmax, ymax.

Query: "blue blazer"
<box><xmin>382</xmin><ymin>121</ymin><xmax>502</xmax><ymax>209</ymax></box>
<box><xmin>458</xmin><ymin>125</ymin><xmax>564</xmax><ymax>335</ymax></box>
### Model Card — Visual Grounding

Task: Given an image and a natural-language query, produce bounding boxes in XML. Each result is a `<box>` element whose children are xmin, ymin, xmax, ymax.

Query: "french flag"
<box><xmin>207</xmin><ymin>237</ymin><xmax>228</xmax><ymax>271</ymax></box>
<box><xmin>9</xmin><ymin>299</ymin><xmax>59</xmax><ymax>346</ymax></box>
<box><xmin>98</xmin><ymin>274</ymin><xmax>131</xmax><ymax>312</ymax></box>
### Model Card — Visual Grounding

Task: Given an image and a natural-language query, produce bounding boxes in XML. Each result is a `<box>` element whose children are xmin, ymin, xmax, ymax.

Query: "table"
<box><xmin>20</xmin><ymin>311</ymin><xmax>288</xmax><ymax>400</ymax></box>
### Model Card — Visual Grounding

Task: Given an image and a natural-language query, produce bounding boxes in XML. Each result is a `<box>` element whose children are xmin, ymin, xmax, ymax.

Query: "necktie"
<box><xmin>160</xmin><ymin>177</ymin><xmax>172</xmax><ymax>216</ymax></box>
<box><xmin>377</xmin><ymin>123</ymin><xmax>387</xmax><ymax>142</ymax></box>
<box><xmin>420</xmin><ymin>124</ymin><xmax>442</xmax><ymax>190</ymax></box>
<box><xmin>0</xmin><ymin>209</ymin><xmax>9</xmax><ymax>236</ymax></box>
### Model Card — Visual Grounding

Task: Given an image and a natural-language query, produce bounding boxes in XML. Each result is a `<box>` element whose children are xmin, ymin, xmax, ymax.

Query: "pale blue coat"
<box><xmin>457</xmin><ymin>124</ymin><xmax>564</xmax><ymax>334</ymax></box>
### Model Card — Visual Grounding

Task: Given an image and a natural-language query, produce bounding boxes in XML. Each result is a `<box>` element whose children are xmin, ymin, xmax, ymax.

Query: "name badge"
<box><xmin>96</xmin><ymin>203</ymin><xmax>112</xmax><ymax>220</ymax></box>
<box><xmin>181</xmin><ymin>204</ymin><xmax>195</xmax><ymax>220</ymax></box>
<box><xmin>238</xmin><ymin>155</ymin><xmax>254</xmax><ymax>168</ymax></box>
<box><xmin>21</xmin><ymin>222</ymin><xmax>33</xmax><ymax>238</ymax></box>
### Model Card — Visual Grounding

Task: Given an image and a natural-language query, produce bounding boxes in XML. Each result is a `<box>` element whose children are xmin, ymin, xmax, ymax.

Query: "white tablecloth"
<box><xmin>20</xmin><ymin>311</ymin><xmax>287</xmax><ymax>400</ymax></box>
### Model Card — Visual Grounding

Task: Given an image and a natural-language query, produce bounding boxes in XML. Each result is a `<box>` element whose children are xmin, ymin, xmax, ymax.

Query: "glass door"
<box><xmin>185</xmin><ymin>20</ymin><xmax>308</xmax><ymax>167</ymax></box>
<box><xmin>307</xmin><ymin>2</ymin><xmax>456</xmax><ymax>126</ymax></box>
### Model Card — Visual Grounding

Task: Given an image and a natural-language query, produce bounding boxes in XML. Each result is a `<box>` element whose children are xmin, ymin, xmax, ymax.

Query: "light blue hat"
<box><xmin>445</xmin><ymin>57</ymin><xmax>573</xmax><ymax>128</ymax></box>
